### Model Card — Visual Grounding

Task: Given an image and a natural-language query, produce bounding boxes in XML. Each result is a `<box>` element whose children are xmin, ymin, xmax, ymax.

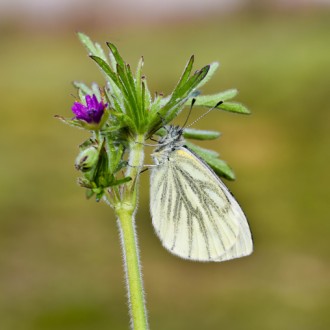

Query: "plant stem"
<box><xmin>117</xmin><ymin>210</ymin><xmax>148</xmax><ymax>330</ymax></box>
<box><xmin>115</xmin><ymin>134</ymin><xmax>148</xmax><ymax>330</ymax></box>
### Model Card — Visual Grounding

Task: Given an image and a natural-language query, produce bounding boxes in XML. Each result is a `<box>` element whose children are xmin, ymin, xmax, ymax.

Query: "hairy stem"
<box><xmin>115</xmin><ymin>134</ymin><xmax>148</xmax><ymax>330</ymax></box>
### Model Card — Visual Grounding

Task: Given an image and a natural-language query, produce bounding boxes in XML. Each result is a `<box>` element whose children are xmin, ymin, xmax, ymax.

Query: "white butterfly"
<box><xmin>150</xmin><ymin>125</ymin><xmax>253</xmax><ymax>262</ymax></box>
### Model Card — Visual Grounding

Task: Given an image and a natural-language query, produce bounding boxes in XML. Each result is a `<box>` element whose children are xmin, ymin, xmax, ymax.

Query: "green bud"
<box><xmin>75</xmin><ymin>146</ymin><xmax>99</xmax><ymax>172</ymax></box>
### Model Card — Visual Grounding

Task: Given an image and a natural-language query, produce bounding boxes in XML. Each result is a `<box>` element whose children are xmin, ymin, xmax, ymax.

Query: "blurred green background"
<box><xmin>1</xmin><ymin>1</ymin><xmax>330</xmax><ymax>329</ymax></box>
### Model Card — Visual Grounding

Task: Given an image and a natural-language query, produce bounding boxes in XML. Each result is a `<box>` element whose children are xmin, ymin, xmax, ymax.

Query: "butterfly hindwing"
<box><xmin>150</xmin><ymin>146</ymin><xmax>253</xmax><ymax>262</ymax></box>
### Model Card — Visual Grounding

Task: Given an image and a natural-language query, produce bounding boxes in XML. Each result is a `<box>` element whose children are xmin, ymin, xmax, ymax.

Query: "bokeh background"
<box><xmin>1</xmin><ymin>0</ymin><xmax>330</xmax><ymax>329</ymax></box>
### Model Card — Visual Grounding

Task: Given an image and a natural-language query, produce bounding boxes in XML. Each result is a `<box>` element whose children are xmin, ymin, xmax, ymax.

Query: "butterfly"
<box><xmin>150</xmin><ymin>125</ymin><xmax>253</xmax><ymax>262</ymax></box>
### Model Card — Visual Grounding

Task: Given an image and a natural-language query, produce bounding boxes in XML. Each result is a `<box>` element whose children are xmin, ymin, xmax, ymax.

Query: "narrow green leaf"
<box><xmin>125</xmin><ymin>64</ymin><xmax>139</xmax><ymax>108</ymax></box>
<box><xmin>208</xmin><ymin>158</ymin><xmax>236</xmax><ymax>181</ymax></box>
<box><xmin>185</xmin><ymin>142</ymin><xmax>219</xmax><ymax>157</ymax></box>
<box><xmin>136</xmin><ymin>57</ymin><xmax>144</xmax><ymax>80</ymax></box>
<box><xmin>105</xmin><ymin>81</ymin><xmax>124</xmax><ymax>110</ymax></box>
<box><xmin>150</xmin><ymin>94</ymin><xmax>168</xmax><ymax>115</ymax></box>
<box><xmin>78</xmin><ymin>89</ymin><xmax>85</xmax><ymax>102</ymax></box>
<box><xmin>105</xmin><ymin>140</ymin><xmax>124</xmax><ymax>174</ymax></box>
<box><xmin>77</xmin><ymin>32</ymin><xmax>96</xmax><ymax>53</ymax></box>
<box><xmin>186</xmin><ymin>141</ymin><xmax>235</xmax><ymax>180</ymax></box>
<box><xmin>122</xmin><ymin>115</ymin><xmax>137</xmax><ymax>132</ymax></box>
<box><xmin>218</xmin><ymin>101</ymin><xmax>251</xmax><ymax>114</ymax></box>
<box><xmin>142</xmin><ymin>77</ymin><xmax>152</xmax><ymax>110</ymax></box>
<box><xmin>90</xmin><ymin>55</ymin><xmax>119</xmax><ymax>86</ymax></box>
<box><xmin>135</xmin><ymin>57</ymin><xmax>144</xmax><ymax>109</ymax></box>
<box><xmin>115</xmin><ymin>64</ymin><xmax>133</xmax><ymax>97</ymax></box>
<box><xmin>183</xmin><ymin>128</ymin><xmax>221</xmax><ymax>140</ymax></box>
<box><xmin>78</xmin><ymin>32</ymin><xmax>108</xmax><ymax>63</ymax></box>
<box><xmin>112</xmin><ymin>176</ymin><xmax>132</xmax><ymax>186</ymax></box>
<box><xmin>173</xmin><ymin>55</ymin><xmax>195</xmax><ymax>94</ymax></box>
<box><xmin>185</xmin><ymin>89</ymin><xmax>238</xmax><ymax>107</ymax></box>
<box><xmin>54</xmin><ymin>115</ymin><xmax>85</xmax><ymax>129</ymax></box>
<box><xmin>90</xmin><ymin>56</ymin><xmax>125</xmax><ymax>105</ymax></box>
<box><xmin>150</xmin><ymin>93</ymin><xmax>165</xmax><ymax>113</ymax></box>
<box><xmin>147</xmin><ymin>101</ymin><xmax>184</xmax><ymax>137</ymax></box>
<box><xmin>91</xmin><ymin>83</ymin><xmax>102</xmax><ymax>100</ymax></box>
<box><xmin>125</xmin><ymin>64</ymin><xmax>136</xmax><ymax>91</ymax></box>
<box><xmin>173</xmin><ymin>65</ymin><xmax>210</xmax><ymax>102</ymax></box>
<box><xmin>109</xmin><ymin>51</ymin><xmax>117</xmax><ymax>72</ymax></box>
<box><xmin>194</xmin><ymin>61</ymin><xmax>219</xmax><ymax>90</ymax></box>
<box><xmin>141</xmin><ymin>82</ymin><xmax>146</xmax><ymax>120</ymax></box>
<box><xmin>153</xmin><ymin>65</ymin><xmax>210</xmax><ymax>128</ymax></box>
<box><xmin>116</xmin><ymin>64</ymin><xmax>138</xmax><ymax>119</ymax></box>
<box><xmin>107</xmin><ymin>42</ymin><xmax>125</xmax><ymax>68</ymax></box>
<box><xmin>95</xmin><ymin>43</ymin><xmax>108</xmax><ymax>63</ymax></box>
<box><xmin>104</xmin><ymin>84</ymin><xmax>123</xmax><ymax>113</ymax></box>
<box><xmin>152</xmin><ymin>127</ymin><xmax>167</xmax><ymax>138</ymax></box>
<box><xmin>73</xmin><ymin>81</ymin><xmax>92</xmax><ymax>96</ymax></box>
<box><xmin>85</xmin><ymin>189</ymin><xmax>95</xmax><ymax>199</ymax></box>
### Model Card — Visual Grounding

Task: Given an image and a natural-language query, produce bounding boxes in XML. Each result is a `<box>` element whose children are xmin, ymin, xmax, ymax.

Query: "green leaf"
<box><xmin>186</xmin><ymin>142</ymin><xmax>236</xmax><ymax>180</ymax></box>
<box><xmin>217</xmin><ymin>101</ymin><xmax>251</xmax><ymax>114</ymax></box>
<box><xmin>187</xmin><ymin>92</ymin><xmax>250</xmax><ymax>114</ymax></box>
<box><xmin>173</xmin><ymin>55</ymin><xmax>195</xmax><ymax>95</ymax></box>
<box><xmin>207</xmin><ymin>158</ymin><xmax>236</xmax><ymax>181</ymax></box>
<box><xmin>134</xmin><ymin>58</ymin><xmax>150</xmax><ymax>127</ymax></box>
<box><xmin>73</xmin><ymin>81</ymin><xmax>92</xmax><ymax>97</ymax></box>
<box><xmin>105</xmin><ymin>140</ymin><xmax>125</xmax><ymax>174</ymax></box>
<box><xmin>153</xmin><ymin>65</ymin><xmax>210</xmax><ymax>126</ymax></box>
<box><xmin>72</xmin><ymin>82</ymin><xmax>102</xmax><ymax>103</ymax></box>
<box><xmin>141</xmin><ymin>82</ymin><xmax>146</xmax><ymax>122</ymax></box>
<box><xmin>77</xmin><ymin>32</ymin><xmax>95</xmax><ymax>52</ymax></box>
<box><xmin>135</xmin><ymin>57</ymin><xmax>144</xmax><ymax>108</ymax></box>
<box><xmin>183</xmin><ymin>128</ymin><xmax>221</xmax><ymax>140</ymax></box>
<box><xmin>194</xmin><ymin>61</ymin><xmax>219</xmax><ymax>90</ymax></box>
<box><xmin>91</xmin><ymin>83</ymin><xmax>102</xmax><ymax>100</ymax></box>
<box><xmin>115</xmin><ymin>64</ymin><xmax>138</xmax><ymax>120</ymax></box>
<box><xmin>125</xmin><ymin>64</ymin><xmax>140</xmax><ymax>114</ymax></box>
<box><xmin>85</xmin><ymin>189</ymin><xmax>95</xmax><ymax>199</ymax></box>
<box><xmin>108</xmin><ymin>52</ymin><xmax>117</xmax><ymax>72</ymax></box>
<box><xmin>142</xmin><ymin>77</ymin><xmax>152</xmax><ymax>111</ymax></box>
<box><xmin>107</xmin><ymin>42</ymin><xmax>125</xmax><ymax>68</ymax></box>
<box><xmin>105</xmin><ymin>81</ymin><xmax>123</xmax><ymax>111</ymax></box>
<box><xmin>149</xmin><ymin>94</ymin><xmax>167</xmax><ymax>115</ymax></box>
<box><xmin>54</xmin><ymin>115</ymin><xmax>87</xmax><ymax>130</ymax></box>
<box><xmin>104</xmin><ymin>92</ymin><xmax>123</xmax><ymax>117</ymax></box>
<box><xmin>147</xmin><ymin>62</ymin><xmax>211</xmax><ymax>137</ymax></box>
<box><xmin>185</xmin><ymin>141</ymin><xmax>219</xmax><ymax>158</ymax></box>
<box><xmin>116</xmin><ymin>64</ymin><xmax>134</xmax><ymax>98</ymax></box>
<box><xmin>173</xmin><ymin>65</ymin><xmax>210</xmax><ymax>101</ymax></box>
<box><xmin>185</xmin><ymin>89</ymin><xmax>238</xmax><ymax>107</ymax></box>
<box><xmin>77</xmin><ymin>32</ymin><xmax>108</xmax><ymax>63</ymax></box>
<box><xmin>112</xmin><ymin>176</ymin><xmax>132</xmax><ymax>186</ymax></box>
<box><xmin>90</xmin><ymin>55</ymin><xmax>119</xmax><ymax>87</ymax></box>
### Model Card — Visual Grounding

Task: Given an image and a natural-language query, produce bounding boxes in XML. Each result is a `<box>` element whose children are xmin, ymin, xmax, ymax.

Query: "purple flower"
<box><xmin>72</xmin><ymin>94</ymin><xmax>107</xmax><ymax>124</ymax></box>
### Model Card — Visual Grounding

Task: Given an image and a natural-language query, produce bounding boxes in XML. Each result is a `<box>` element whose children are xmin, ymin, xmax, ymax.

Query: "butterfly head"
<box><xmin>152</xmin><ymin>125</ymin><xmax>185</xmax><ymax>164</ymax></box>
<box><xmin>157</xmin><ymin>125</ymin><xmax>184</xmax><ymax>149</ymax></box>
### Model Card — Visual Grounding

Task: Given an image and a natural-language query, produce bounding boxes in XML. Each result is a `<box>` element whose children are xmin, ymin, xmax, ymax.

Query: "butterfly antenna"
<box><xmin>182</xmin><ymin>98</ymin><xmax>196</xmax><ymax>128</ymax></box>
<box><xmin>186</xmin><ymin>100</ymin><xmax>223</xmax><ymax>128</ymax></box>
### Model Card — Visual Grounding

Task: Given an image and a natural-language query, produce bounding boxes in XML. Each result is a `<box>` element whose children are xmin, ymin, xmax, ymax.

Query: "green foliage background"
<box><xmin>1</xmin><ymin>10</ymin><xmax>329</xmax><ymax>330</ymax></box>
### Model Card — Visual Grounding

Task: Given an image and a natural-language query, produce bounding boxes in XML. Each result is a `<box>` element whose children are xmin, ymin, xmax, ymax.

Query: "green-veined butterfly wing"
<box><xmin>150</xmin><ymin>126</ymin><xmax>253</xmax><ymax>262</ymax></box>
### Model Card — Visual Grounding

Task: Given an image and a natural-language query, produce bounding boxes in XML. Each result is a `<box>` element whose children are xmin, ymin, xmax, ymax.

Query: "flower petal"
<box><xmin>72</xmin><ymin>102</ymin><xmax>87</xmax><ymax>116</ymax></box>
<box><xmin>71</xmin><ymin>94</ymin><xmax>107</xmax><ymax>125</ymax></box>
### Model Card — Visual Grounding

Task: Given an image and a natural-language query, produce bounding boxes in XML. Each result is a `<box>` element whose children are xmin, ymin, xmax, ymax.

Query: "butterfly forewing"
<box><xmin>150</xmin><ymin>145</ymin><xmax>252</xmax><ymax>262</ymax></box>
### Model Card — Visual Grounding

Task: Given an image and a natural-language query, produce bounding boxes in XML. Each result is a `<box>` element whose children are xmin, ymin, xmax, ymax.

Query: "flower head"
<box><xmin>72</xmin><ymin>94</ymin><xmax>107</xmax><ymax>124</ymax></box>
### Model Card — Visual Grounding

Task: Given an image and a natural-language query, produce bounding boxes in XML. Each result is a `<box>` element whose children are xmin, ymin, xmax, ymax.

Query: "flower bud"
<box><xmin>75</xmin><ymin>146</ymin><xmax>99</xmax><ymax>172</ymax></box>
